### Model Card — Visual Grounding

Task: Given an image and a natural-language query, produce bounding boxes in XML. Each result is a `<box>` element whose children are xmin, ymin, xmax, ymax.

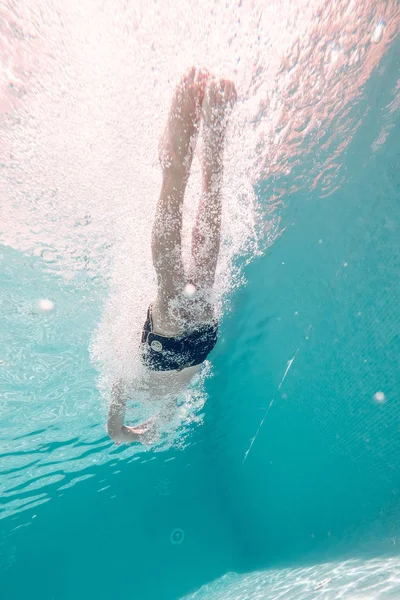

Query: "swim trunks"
<box><xmin>141</xmin><ymin>305</ymin><xmax>218</xmax><ymax>371</ymax></box>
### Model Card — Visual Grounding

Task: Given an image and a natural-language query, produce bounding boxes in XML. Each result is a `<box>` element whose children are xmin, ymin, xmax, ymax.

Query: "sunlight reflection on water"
<box><xmin>182</xmin><ymin>556</ymin><xmax>400</xmax><ymax>599</ymax></box>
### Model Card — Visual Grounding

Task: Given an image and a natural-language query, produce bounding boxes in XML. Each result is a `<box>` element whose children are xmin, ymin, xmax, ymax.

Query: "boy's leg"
<box><xmin>152</xmin><ymin>67</ymin><xmax>208</xmax><ymax>334</ymax></box>
<box><xmin>191</xmin><ymin>78</ymin><xmax>237</xmax><ymax>302</ymax></box>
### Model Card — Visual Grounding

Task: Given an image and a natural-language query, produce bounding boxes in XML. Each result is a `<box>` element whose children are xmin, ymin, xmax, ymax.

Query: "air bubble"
<box><xmin>183</xmin><ymin>283</ymin><xmax>196</xmax><ymax>298</ymax></box>
<box><xmin>373</xmin><ymin>391</ymin><xmax>385</xmax><ymax>403</ymax></box>
<box><xmin>38</xmin><ymin>299</ymin><xmax>54</xmax><ymax>312</ymax></box>
<box><xmin>170</xmin><ymin>528</ymin><xmax>184</xmax><ymax>545</ymax></box>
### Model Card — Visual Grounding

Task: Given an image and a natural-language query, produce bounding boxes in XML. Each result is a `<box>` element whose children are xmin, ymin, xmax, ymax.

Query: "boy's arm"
<box><xmin>107</xmin><ymin>381</ymin><xmax>140</xmax><ymax>444</ymax></box>
<box><xmin>107</xmin><ymin>381</ymin><xmax>156</xmax><ymax>445</ymax></box>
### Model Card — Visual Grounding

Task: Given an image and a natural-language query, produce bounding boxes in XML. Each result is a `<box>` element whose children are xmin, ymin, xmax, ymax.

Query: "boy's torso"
<box><xmin>131</xmin><ymin>362</ymin><xmax>203</xmax><ymax>400</ymax></box>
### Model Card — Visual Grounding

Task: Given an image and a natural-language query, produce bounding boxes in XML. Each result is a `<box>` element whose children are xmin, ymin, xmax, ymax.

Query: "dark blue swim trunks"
<box><xmin>141</xmin><ymin>305</ymin><xmax>218</xmax><ymax>371</ymax></box>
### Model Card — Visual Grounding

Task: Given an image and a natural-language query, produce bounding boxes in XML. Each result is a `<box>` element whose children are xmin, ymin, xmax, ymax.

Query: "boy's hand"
<box><xmin>125</xmin><ymin>417</ymin><xmax>160</xmax><ymax>446</ymax></box>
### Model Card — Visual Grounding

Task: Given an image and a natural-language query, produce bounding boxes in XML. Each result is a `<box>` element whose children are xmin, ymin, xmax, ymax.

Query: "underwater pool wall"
<box><xmin>206</xmin><ymin>53</ymin><xmax>400</xmax><ymax>569</ymax></box>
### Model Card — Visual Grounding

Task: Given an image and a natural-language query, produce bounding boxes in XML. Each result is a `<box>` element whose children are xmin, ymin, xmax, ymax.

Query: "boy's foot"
<box><xmin>201</xmin><ymin>78</ymin><xmax>237</xmax><ymax>179</ymax></box>
<box><xmin>159</xmin><ymin>67</ymin><xmax>209</xmax><ymax>173</ymax></box>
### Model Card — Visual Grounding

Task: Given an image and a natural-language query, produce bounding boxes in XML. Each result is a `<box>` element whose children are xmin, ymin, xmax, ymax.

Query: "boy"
<box><xmin>107</xmin><ymin>67</ymin><xmax>236</xmax><ymax>444</ymax></box>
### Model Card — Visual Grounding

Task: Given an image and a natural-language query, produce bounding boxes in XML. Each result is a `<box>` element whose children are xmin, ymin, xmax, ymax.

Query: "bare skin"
<box><xmin>107</xmin><ymin>68</ymin><xmax>236</xmax><ymax>445</ymax></box>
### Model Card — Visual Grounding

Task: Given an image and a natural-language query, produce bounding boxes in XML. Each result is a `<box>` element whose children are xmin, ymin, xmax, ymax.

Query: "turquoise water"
<box><xmin>1</xmin><ymin>5</ymin><xmax>400</xmax><ymax>600</ymax></box>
